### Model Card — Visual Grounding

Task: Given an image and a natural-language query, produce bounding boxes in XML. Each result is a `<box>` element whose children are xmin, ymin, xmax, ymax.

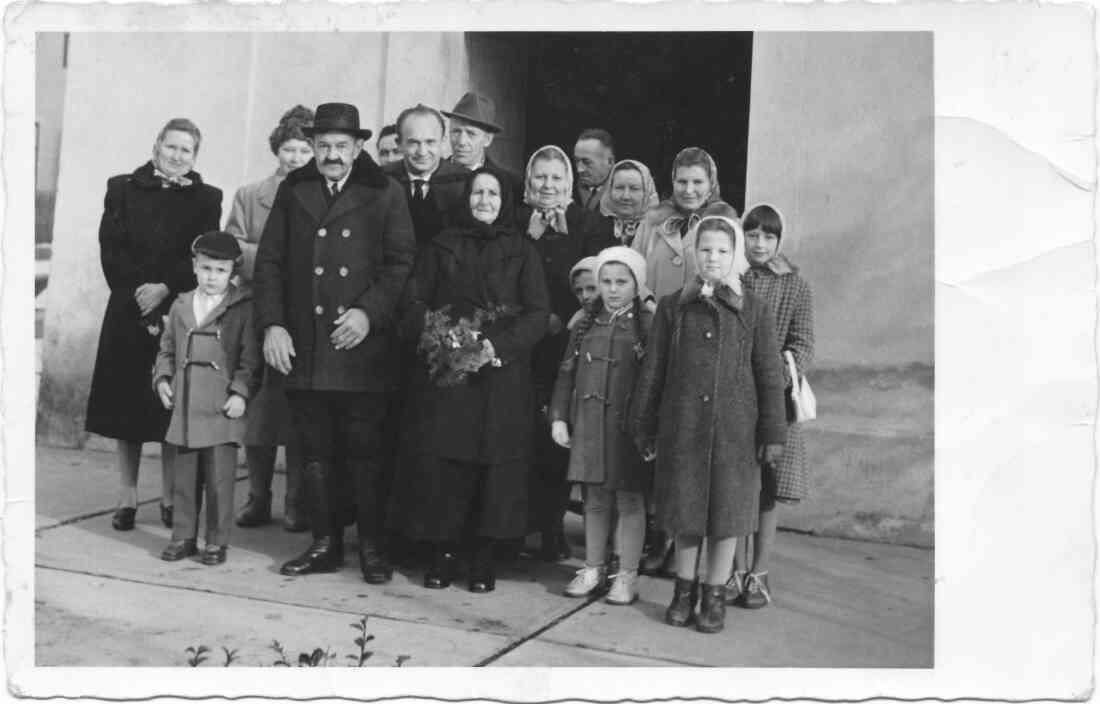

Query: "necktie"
<box><xmin>412</xmin><ymin>179</ymin><xmax>427</xmax><ymax>202</ymax></box>
<box><xmin>329</xmin><ymin>181</ymin><xmax>341</xmax><ymax>200</ymax></box>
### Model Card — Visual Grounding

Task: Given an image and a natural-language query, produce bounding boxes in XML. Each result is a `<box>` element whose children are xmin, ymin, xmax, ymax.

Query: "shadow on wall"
<box><xmin>784</xmin><ymin>364</ymin><xmax>933</xmax><ymax>547</ymax></box>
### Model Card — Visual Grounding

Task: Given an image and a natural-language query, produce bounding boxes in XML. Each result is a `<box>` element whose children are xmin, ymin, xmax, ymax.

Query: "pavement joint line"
<box><xmin>533</xmin><ymin>636</ymin><xmax>705</xmax><ymax>667</ymax></box>
<box><xmin>472</xmin><ymin>592</ymin><xmax>604</xmax><ymax>667</ymax></box>
<box><xmin>35</xmin><ymin>471</ymin><xmax>250</xmax><ymax>535</ymax></box>
<box><xmin>34</xmin><ymin>562</ymin><xmax>557</xmax><ymax>645</ymax></box>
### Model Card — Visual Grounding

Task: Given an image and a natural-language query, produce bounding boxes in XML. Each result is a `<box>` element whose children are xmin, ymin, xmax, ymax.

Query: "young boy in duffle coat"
<box><xmin>154</xmin><ymin>231</ymin><xmax>261</xmax><ymax>565</ymax></box>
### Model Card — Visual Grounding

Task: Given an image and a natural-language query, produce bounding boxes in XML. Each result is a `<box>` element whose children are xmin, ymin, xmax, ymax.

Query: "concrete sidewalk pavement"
<box><xmin>34</xmin><ymin>445</ymin><xmax>933</xmax><ymax>667</ymax></box>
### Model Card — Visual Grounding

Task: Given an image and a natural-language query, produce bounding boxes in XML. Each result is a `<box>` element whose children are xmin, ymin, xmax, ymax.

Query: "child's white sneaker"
<box><xmin>564</xmin><ymin>564</ymin><xmax>607</xmax><ymax>598</ymax></box>
<box><xmin>605</xmin><ymin>570</ymin><xmax>639</xmax><ymax>605</ymax></box>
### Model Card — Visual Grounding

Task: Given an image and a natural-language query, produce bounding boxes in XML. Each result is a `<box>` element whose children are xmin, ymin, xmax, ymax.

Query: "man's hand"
<box><xmin>223</xmin><ymin>394</ymin><xmax>246</xmax><ymax>419</ymax></box>
<box><xmin>331</xmin><ymin>308</ymin><xmax>370</xmax><ymax>350</ymax></box>
<box><xmin>263</xmin><ymin>325</ymin><xmax>296</xmax><ymax>375</ymax></box>
<box><xmin>155</xmin><ymin>378</ymin><xmax>174</xmax><ymax>410</ymax></box>
<box><xmin>551</xmin><ymin>420</ymin><xmax>571</xmax><ymax>448</ymax></box>
<box><xmin>135</xmin><ymin>283</ymin><xmax>170</xmax><ymax>317</ymax></box>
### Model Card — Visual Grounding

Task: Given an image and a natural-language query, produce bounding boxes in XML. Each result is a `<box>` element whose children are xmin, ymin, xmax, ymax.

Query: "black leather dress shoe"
<box><xmin>160</xmin><ymin>539</ymin><xmax>197</xmax><ymax>561</ymax></box>
<box><xmin>280</xmin><ymin>537</ymin><xmax>344</xmax><ymax>576</ymax></box>
<box><xmin>201</xmin><ymin>545</ymin><xmax>228</xmax><ymax>565</ymax></box>
<box><xmin>468</xmin><ymin>573</ymin><xmax>496</xmax><ymax>593</ymax></box>
<box><xmin>358</xmin><ymin>539</ymin><xmax>393</xmax><ymax>584</ymax></box>
<box><xmin>159</xmin><ymin>503</ymin><xmax>174</xmax><ymax>528</ymax></box>
<box><xmin>112</xmin><ymin>507</ymin><xmax>136</xmax><ymax>531</ymax></box>
<box><xmin>424</xmin><ymin>550</ymin><xmax>457</xmax><ymax>589</ymax></box>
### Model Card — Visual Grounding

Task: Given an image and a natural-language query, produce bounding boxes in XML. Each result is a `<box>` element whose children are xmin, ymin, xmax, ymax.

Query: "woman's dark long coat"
<box><xmin>400</xmin><ymin>228</ymin><xmax>550</xmax><ymax>464</ymax></box>
<box><xmin>631</xmin><ymin>280</ymin><xmax>788</xmax><ymax>538</ymax></box>
<box><xmin>85</xmin><ymin>161</ymin><xmax>222</xmax><ymax>441</ymax></box>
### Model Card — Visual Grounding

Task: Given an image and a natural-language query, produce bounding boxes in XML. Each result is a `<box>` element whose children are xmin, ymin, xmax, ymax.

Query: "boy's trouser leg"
<box><xmin>171</xmin><ymin>447</ymin><xmax>201</xmax><ymax>542</ymax></box>
<box><xmin>204</xmin><ymin>445</ymin><xmax>239</xmax><ymax>546</ymax></box>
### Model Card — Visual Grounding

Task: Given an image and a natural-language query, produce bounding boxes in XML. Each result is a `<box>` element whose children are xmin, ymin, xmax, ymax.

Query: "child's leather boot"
<box><xmin>696</xmin><ymin>583</ymin><xmax>727</xmax><ymax>633</ymax></box>
<box><xmin>665</xmin><ymin>577</ymin><xmax>698</xmax><ymax>627</ymax></box>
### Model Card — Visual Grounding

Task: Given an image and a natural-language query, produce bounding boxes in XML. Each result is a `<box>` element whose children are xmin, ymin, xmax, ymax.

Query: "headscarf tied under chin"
<box><xmin>659</xmin><ymin>147</ymin><xmax>723</xmax><ymax>238</ymax></box>
<box><xmin>523</xmin><ymin>145</ymin><xmax>574</xmax><ymax>238</ymax></box>
<box><xmin>458</xmin><ymin>166</ymin><xmax>518</xmax><ymax>240</ymax></box>
<box><xmin>691</xmin><ymin>215</ymin><xmax>748</xmax><ymax>297</ymax></box>
<box><xmin>598</xmin><ymin>159</ymin><xmax>659</xmax><ymax>244</ymax></box>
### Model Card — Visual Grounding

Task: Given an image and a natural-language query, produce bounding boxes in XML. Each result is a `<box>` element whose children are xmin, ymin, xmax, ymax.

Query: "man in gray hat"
<box><xmin>443</xmin><ymin>92</ymin><xmax>522</xmax><ymax>199</ymax></box>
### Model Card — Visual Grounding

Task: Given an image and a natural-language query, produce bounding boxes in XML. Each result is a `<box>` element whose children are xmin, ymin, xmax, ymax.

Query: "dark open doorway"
<box><xmin>498</xmin><ymin>32</ymin><xmax>753</xmax><ymax>213</ymax></box>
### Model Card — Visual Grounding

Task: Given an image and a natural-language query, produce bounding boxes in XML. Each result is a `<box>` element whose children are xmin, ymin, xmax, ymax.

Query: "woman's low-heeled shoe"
<box><xmin>468</xmin><ymin>573</ymin><xmax>496</xmax><ymax>593</ymax></box>
<box><xmin>201</xmin><ymin>545</ymin><xmax>227</xmax><ymax>565</ymax></box>
<box><xmin>112</xmin><ymin>507</ymin><xmax>136</xmax><ymax>531</ymax></box>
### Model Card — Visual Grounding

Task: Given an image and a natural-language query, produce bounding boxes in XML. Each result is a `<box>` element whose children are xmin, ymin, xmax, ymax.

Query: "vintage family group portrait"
<box><xmin>29</xmin><ymin>28</ymin><xmax>940</xmax><ymax>676</ymax></box>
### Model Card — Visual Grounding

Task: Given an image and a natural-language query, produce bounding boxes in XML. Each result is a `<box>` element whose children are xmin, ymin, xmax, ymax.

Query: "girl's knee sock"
<box><xmin>583</xmin><ymin>485</ymin><xmax>613</xmax><ymax>567</ymax></box>
<box><xmin>705</xmin><ymin>535</ymin><xmax>738</xmax><ymax>585</ymax></box>
<box><xmin>674</xmin><ymin>535</ymin><xmax>702</xmax><ymax>581</ymax></box>
<box><xmin>614</xmin><ymin>491</ymin><xmax>646</xmax><ymax>571</ymax></box>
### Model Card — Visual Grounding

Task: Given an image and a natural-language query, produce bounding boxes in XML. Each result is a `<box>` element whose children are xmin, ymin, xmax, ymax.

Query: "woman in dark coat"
<box><xmin>85</xmin><ymin>118</ymin><xmax>222</xmax><ymax>531</ymax></box>
<box><xmin>394</xmin><ymin>167</ymin><xmax>549</xmax><ymax>592</ymax></box>
<box><xmin>518</xmin><ymin>145</ymin><xmax>616</xmax><ymax>560</ymax></box>
<box><xmin>225</xmin><ymin>105</ymin><xmax>314</xmax><ymax>532</ymax></box>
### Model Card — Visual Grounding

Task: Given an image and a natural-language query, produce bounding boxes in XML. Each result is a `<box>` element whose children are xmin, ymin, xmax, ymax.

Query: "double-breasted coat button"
<box><xmin>702</xmin><ymin>394</ymin><xmax>711</xmax><ymax>402</ymax></box>
<box><xmin>337</xmin><ymin>305</ymin><xmax>346</xmax><ymax>315</ymax></box>
<box><xmin>317</xmin><ymin>227</ymin><xmax>327</xmax><ymax>238</ymax></box>
<box><xmin>339</xmin><ymin>266</ymin><xmax>349</xmax><ymax>277</ymax></box>
<box><xmin>315</xmin><ymin>305</ymin><xmax>324</xmax><ymax>315</ymax></box>
<box><xmin>341</xmin><ymin>228</ymin><xmax>351</xmax><ymax>238</ymax></box>
<box><xmin>704</xmin><ymin>331</ymin><xmax>713</xmax><ymax>339</ymax></box>
<box><xmin>672</xmin><ymin>255</ymin><xmax>683</xmax><ymax>266</ymax></box>
<box><xmin>314</xmin><ymin>266</ymin><xmax>324</xmax><ymax>276</ymax></box>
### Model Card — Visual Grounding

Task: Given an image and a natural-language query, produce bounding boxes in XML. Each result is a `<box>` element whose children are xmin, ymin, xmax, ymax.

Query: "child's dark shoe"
<box><xmin>724</xmin><ymin>570</ymin><xmax>746</xmax><ymax>605</ymax></box>
<box><xmin>696</xmin><ymin>583</ymin><xmax>727</xmax><ymax>633</ymax></box>
<box><xmin>160</xmin><ymin>539</ymin><xmax>197</xmax><ymax>561</ymax></box>
<box><xmin>159</xmin><ymin>502</ymin><xmax>174</xmax><ymax>528</ymax></box>
<box><xmin>740</xmin><ymin>572</ymin><xmax>771</xmax><ymax>609</ymax></box>
<box><xmin>201</xmin><ymin>545</ymin><xmax>228</xmax><ymax>565</ymax></box>
<box><xmin>112</xmin><ymin>507</ymin><xmax>136</xmax><ymax>531</ymax></box>
<box><xmin>424</xmin><ymin>547</ymin><xmax>457</xmax><ymax>589</ymax></box>
<box><xmin>664</xmin><ymin>577</ymin><xmax>698</xmax><ymax>627</ymax></box>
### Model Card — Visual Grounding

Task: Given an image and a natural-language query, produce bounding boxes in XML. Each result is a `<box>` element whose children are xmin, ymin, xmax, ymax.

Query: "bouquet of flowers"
<box><xmin>418</xmin><ymin>304</ymin><xmax>516</xmax><ymax>388</ymax></box>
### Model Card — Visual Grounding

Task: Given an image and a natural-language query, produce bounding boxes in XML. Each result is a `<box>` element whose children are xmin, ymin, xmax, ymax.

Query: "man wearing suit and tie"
<box><xmin>382</xmin><ymin>104</ymin><xmax>469</xmax><ymax>249</ymax></box>
<box><xmin>254</xmin><ymin>102</ymin><xmax>415</xmax><ymax>583</ymax></box>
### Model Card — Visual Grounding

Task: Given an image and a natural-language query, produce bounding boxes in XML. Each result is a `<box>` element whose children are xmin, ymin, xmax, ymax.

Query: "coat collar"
<box><xmin>130</xmin><ymin>160</ymin><xmax>204</xmax><ymax>190</ymax></box>
<box><xmin>678</xmin><ymin>276</ymin><xmax>744</xmax><ymax>312</ymax></box>
<box><xmin>750</xmin><ymin>253</ymin><xmax>797</xmax><ymax>276</ymax></box>
<box><xmin>178</xmin><ymin>284</ymin><xmax>252</xmax><ymax>329</ymax></box>
<box><xmin>286</xmin><ymin>151</ymin><xmax>390</xmax><ymax>189</ymax></box>
<box><xmin>383</xmin><ymin>158</ymin><xmax>469</xmax><ymax>186</ymax></box>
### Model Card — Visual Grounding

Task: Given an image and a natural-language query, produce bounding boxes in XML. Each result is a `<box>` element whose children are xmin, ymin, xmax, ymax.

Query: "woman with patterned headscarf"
<box><xmin>630</xmin><ymin>147</ymin><xmax>738</xmax><ymax>301</ymax></box>
<box><xmin>598</xmin><ymin>159</ymin><xmax>659</xmax><ymax>247</ymax></box>
<box><xmin>519</xmin><ymin>144</ymin><xmax>615</xmax><ymax>561</ymax></box>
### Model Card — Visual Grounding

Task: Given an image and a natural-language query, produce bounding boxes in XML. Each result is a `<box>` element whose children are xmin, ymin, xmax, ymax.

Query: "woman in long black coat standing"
<box><xmin>85</xmin><ymin>118</ymin><xmax>222</xmax><ymax>531</ymax></box>
<box><xmin>394</xmin><ymin>167</ymin><xmax>549</xmax><ymax>592</ymax></box>
<box><xmin>518</xmin><ymin>145</ymin><xmax>615</xmax><ymax>560</ymax></box>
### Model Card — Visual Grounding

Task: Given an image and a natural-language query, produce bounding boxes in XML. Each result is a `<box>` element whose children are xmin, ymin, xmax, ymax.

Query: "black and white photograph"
<box><xmin>7</xmin><ymin>2</ymin><xmax>1095</xmax><ymax>700</ymax></box>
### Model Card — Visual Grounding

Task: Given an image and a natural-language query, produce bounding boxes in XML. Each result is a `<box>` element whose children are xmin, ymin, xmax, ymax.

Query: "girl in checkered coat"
<box><xmin>731</xmin><ymin>203</ymin><xmax>815</xmax><ymax>609</ymax></box>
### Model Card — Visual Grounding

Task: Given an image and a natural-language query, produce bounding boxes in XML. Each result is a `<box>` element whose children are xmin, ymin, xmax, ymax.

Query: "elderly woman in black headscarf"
<box><xmin>393</xmin><ymin>167</ymin><xmax>549</xmax><ymax>593</ymax></box>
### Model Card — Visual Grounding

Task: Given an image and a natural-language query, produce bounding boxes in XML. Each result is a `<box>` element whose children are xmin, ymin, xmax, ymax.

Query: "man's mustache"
<box><xmin>322</xmin><ymin>158</ymin><xmax>344</xmax><ymax>166</ymax></box>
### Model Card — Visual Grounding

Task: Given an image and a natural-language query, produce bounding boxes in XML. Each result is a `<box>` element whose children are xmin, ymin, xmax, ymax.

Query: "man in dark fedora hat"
<box><xmin>254</xmin><ymin>102</ymin><xmax>415</xmax><ymax>584</ymax></box>
<box><xmin>443</xmin><ymin>92</ymin><xmax>522</xmax><ymax>200</ymax></box>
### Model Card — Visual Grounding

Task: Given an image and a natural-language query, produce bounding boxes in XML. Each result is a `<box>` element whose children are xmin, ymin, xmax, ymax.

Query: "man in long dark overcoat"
<box><xmin>254</xmin><ymin>102</ymin><xmax>416</xmax><ymax>583</ymax></box>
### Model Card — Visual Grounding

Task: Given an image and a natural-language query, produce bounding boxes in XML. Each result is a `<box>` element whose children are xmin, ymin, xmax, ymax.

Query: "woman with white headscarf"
<box><xmin>520</xmin><ymin>144</ymin><xmax>616</xmax><ymax>561</ymax></box>
<box><xmin>598</xmin><ymin>159</ymin><xmax>659</xmax><ymax>247</ymax></box>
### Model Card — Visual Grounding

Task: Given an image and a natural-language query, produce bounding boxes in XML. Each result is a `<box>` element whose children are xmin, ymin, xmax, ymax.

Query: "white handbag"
<box><xmin>784</xmin><ymin>350</ymin><xmax>816</xmax><ymax>422</ymax></box>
